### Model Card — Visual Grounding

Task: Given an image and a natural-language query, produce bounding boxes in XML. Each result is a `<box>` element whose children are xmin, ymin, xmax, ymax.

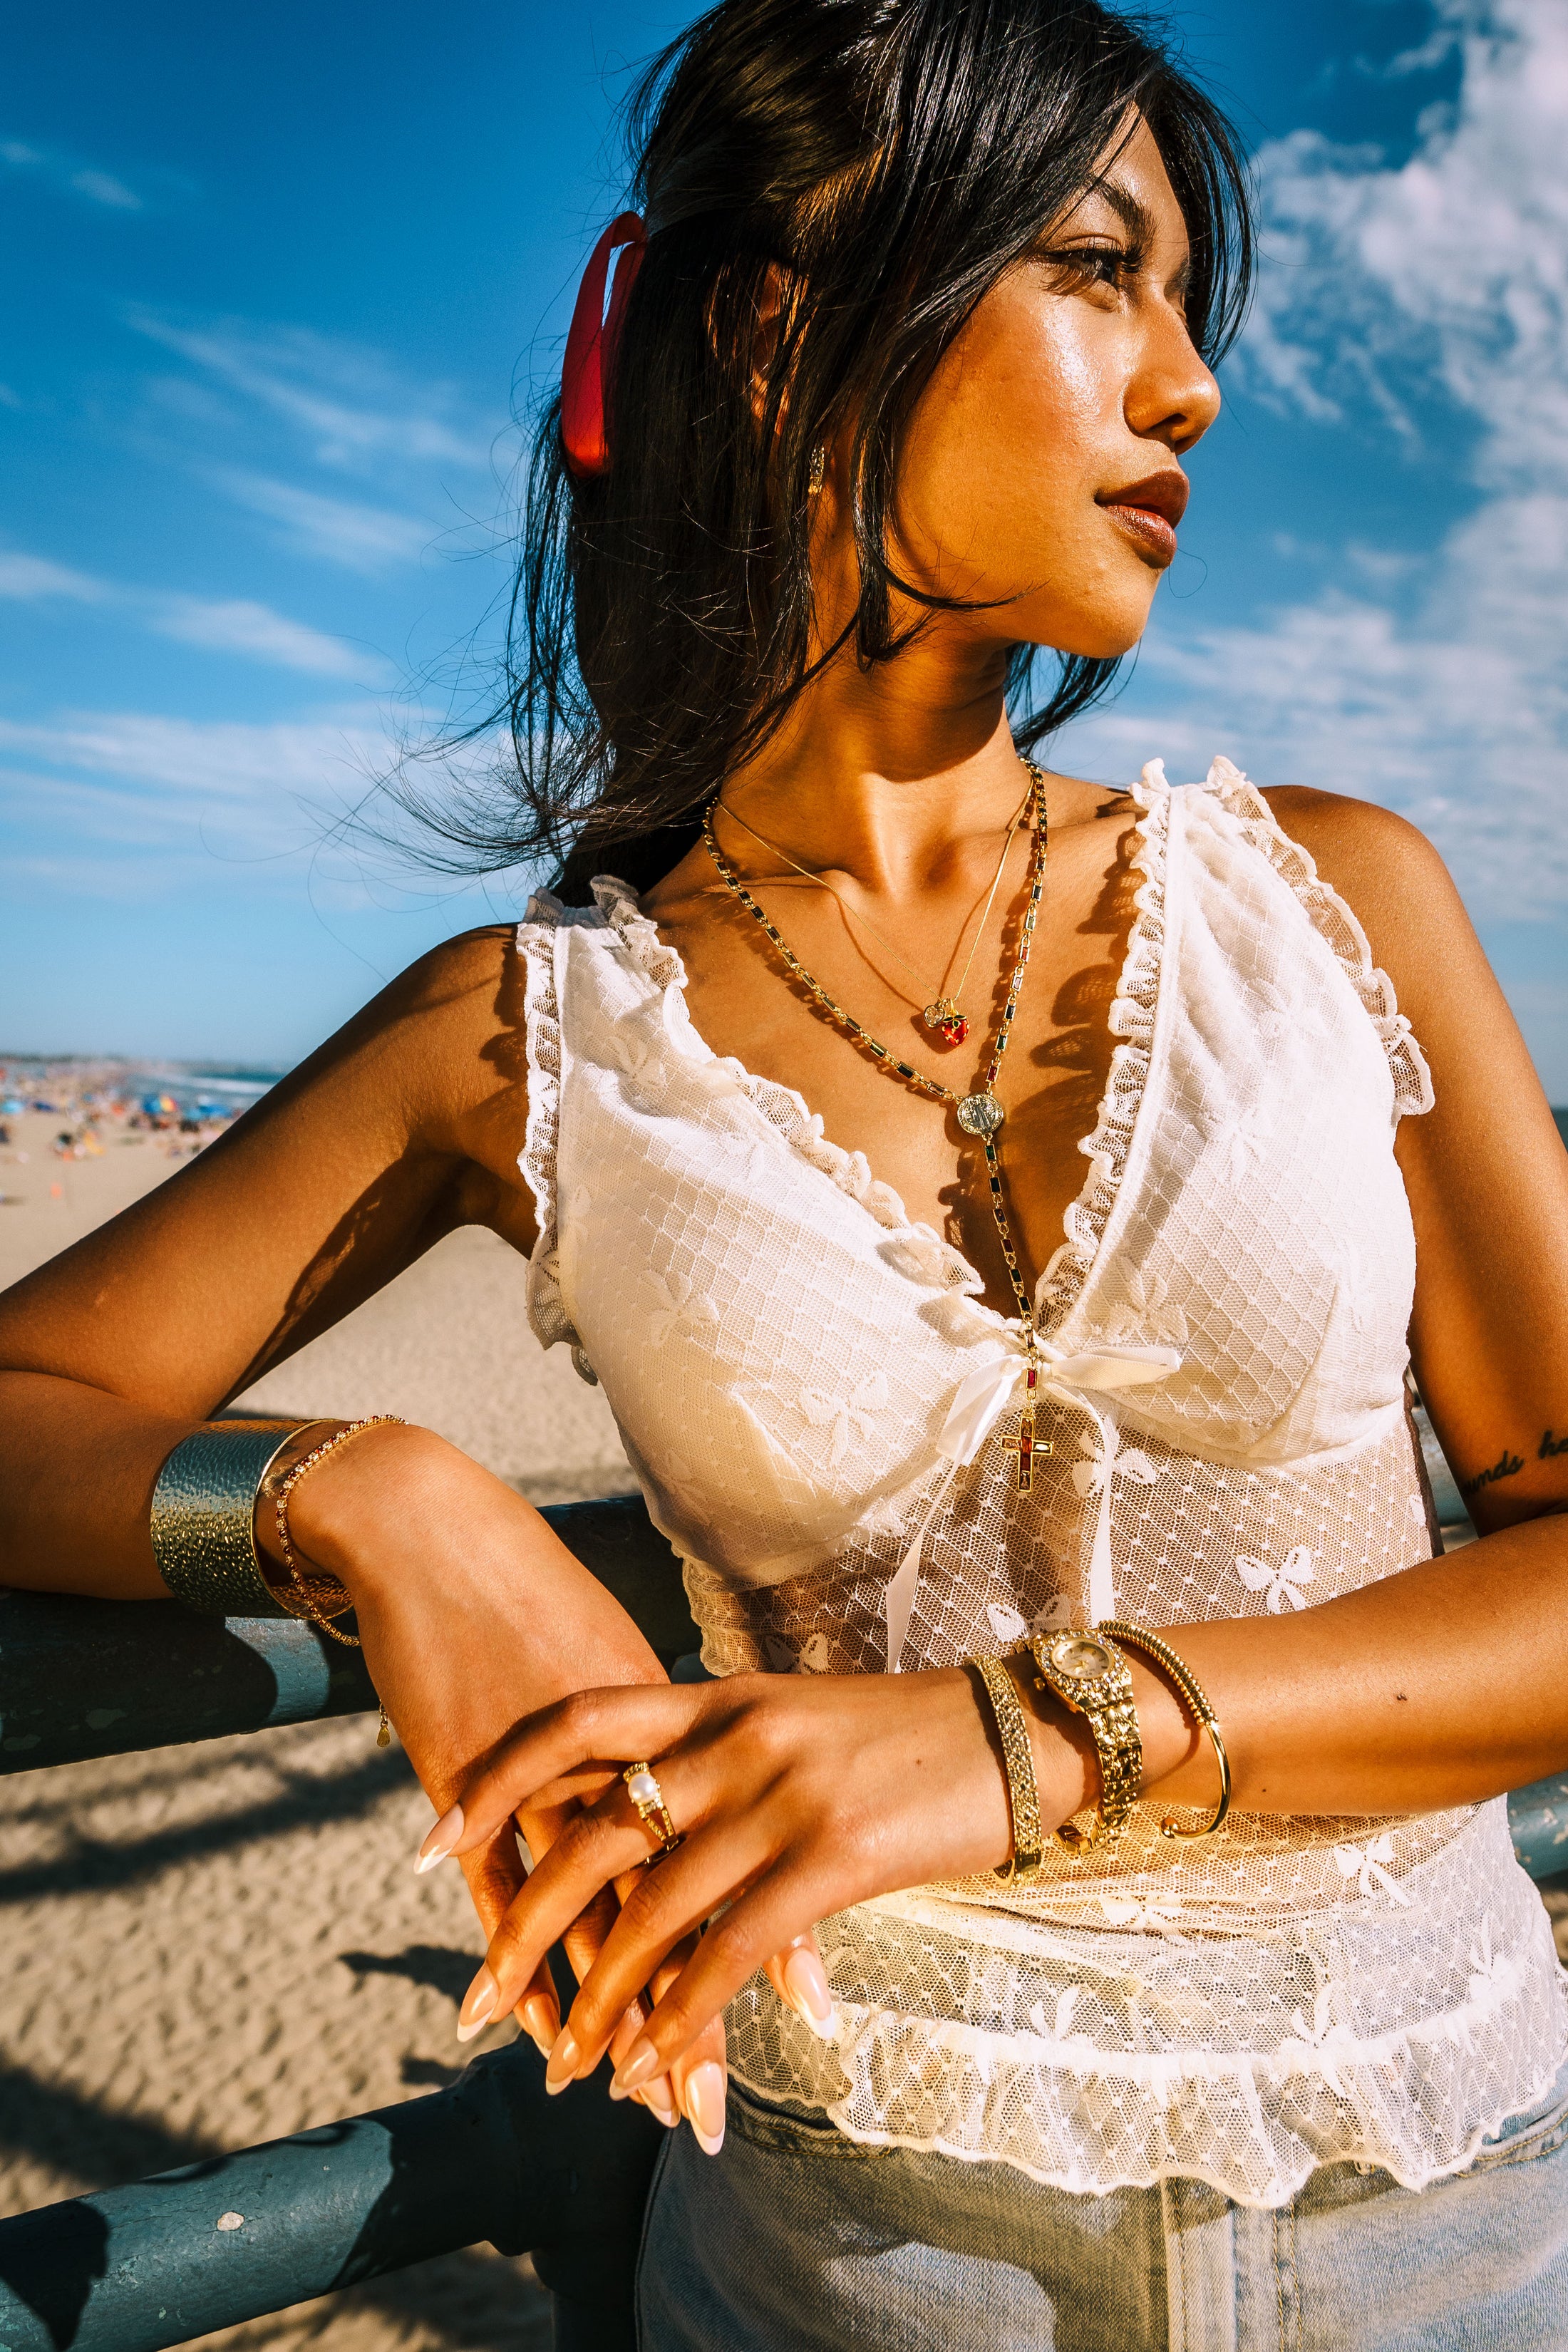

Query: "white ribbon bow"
<box><xmin>882</xmin><ymin>1336</ymin><xmax>1182</xmax><ymax>1670</ymax></box>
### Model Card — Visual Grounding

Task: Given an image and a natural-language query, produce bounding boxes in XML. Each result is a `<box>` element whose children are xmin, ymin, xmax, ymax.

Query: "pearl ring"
<box><xmin>623</xmin><ymin>1762</ymin><xmax>681</xmax><ymax>1858</ymax></box>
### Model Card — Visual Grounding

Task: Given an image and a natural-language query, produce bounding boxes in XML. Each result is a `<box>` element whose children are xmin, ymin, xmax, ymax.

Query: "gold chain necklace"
<box><xmin>713</xmin><ymin>782</ymin><xmax>1029</xmax><ymax>1048</ymax></box>
<box><xmin>701</xmin><ymin>761</ymin><xmax>1053</xmax><ymax>1492</ymax></box>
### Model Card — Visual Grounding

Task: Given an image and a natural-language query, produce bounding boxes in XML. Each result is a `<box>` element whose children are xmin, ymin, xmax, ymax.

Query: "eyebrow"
<box><xmin>1082</xmin><ymin>176</ymin><xmax>1192</xmax><ymax>294</ymax></box>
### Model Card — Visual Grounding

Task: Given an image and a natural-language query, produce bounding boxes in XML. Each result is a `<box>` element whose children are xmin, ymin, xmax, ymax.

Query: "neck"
<box><xmin>719</xmin><ymin>635</ymin><xmax>1032</xmax><ymax>893</ymax></box>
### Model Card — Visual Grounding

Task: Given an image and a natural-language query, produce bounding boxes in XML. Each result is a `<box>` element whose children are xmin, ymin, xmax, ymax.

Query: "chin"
<box><xmin>1011</xmin><ymin>585</ymin><xmax>1157</xmax><ymax>664</ymax></box>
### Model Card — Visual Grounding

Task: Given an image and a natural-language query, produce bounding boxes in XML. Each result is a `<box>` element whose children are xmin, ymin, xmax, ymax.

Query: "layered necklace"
<box><xmin>718</xmin><ymin>783</ymin><xmax>1029</xmax><ymax>1048</ymax></box>
<box><xmin>702</xmin><ymin>760</ymin><xmax>1053</xmax><ymax>1492</ymax></box>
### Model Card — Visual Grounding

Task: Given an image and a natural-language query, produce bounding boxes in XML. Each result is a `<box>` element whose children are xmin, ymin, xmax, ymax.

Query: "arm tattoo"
<box><xmin>1458</xmin><ymin>1428</ymin><xmax>1568</xmax><ymax>1497</ymax></box>
<box><xmin>1460</xmin><ymin>1448</ymin><xmax>1525</xmax><ymax>1500</ymax></box>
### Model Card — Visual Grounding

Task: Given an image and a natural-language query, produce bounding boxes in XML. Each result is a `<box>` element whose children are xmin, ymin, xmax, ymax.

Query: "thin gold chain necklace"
<box><xmin>701</xmin><ymin>760</ymin><xmax>1053</xmax><ymax>1492</ymax></box>
<box><xmin>713</xmin><ymin>782</ymin><xmax>1029</xmax><ymax>1048</ymax></box>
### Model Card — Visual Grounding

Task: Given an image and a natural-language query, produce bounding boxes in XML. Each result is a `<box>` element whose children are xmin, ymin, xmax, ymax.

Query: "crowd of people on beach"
<box><xmin>0</xmin><ymin>1063</ymin><xmax>240</xmax><ymax>1169</ymax></box>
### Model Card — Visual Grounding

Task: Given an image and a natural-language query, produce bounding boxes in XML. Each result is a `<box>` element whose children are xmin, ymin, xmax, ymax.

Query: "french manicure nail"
<box><xmin>613</xmin><ymin>2038</ymin><xmax>660</xmax><ymax>2095</ymax></box>
<box><xmin>545</xmin><ymin>2028</ymin><xmax>581</xmax><ymax>2093</ymax></box>
<box><xmin>639</xmin><ymin>2075</ymin><xmax>680</xmax><ymax>2127</ymax></box>
<box><xmin>520</xmin><ymin>1996</ymin><xmax>558</xmax><ymax>2059</ymax></box>
<box><xmin>684</xmin><ymin>2060</ymin><xmax>726</xmax><ymax>2156</ymax></box>
<box><xmin>783</xmin><ymin>1947</ymin><xmax>838</xmax><ymax>2041</ymax></box>
<box><xmin>416</xmin><ymin>1804</ymin><xmax>464</xmax><ymax>1874</ymax></box>
<box><xmin>455</xmin><ymin>1967</ymin><xmax>497</xmax><ymax>2044</ymax></box>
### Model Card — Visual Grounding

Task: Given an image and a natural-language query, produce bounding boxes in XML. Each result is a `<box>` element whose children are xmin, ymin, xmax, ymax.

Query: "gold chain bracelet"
<box><xmin>269</xmin><ymin>1415</ymin><xmax>406</xmax><ymax>1745</ymax></box>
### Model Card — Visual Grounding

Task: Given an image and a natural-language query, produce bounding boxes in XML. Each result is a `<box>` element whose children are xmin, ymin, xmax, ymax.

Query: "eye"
<box><xmin>1035</xmin><ymin>241</ymin><xmax>1138</xmax><ymax>295</ymax></box>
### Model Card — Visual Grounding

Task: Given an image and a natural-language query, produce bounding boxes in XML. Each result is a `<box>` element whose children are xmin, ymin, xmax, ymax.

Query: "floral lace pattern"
<box><xmin>513</xmin><ymin>763</ymin><xmax>1566</xmax><ymax>2206</ymax></box>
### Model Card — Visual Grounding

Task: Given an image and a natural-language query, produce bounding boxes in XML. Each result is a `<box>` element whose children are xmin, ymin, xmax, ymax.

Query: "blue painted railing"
<box><xmin>1</xmin><ymin>1492</ymin><xmax>1564</xmax><ymax>2351</ymax></box>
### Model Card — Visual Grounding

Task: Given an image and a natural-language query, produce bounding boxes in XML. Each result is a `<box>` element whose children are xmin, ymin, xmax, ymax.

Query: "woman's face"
<box><xmin>882</xmin><ymin>113</ymin><xmax>1222</xmax><ymax>664</ymax></box>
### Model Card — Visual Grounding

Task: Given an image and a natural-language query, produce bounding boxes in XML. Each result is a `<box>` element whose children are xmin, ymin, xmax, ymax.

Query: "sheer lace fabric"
<box><xmin>515</xmin><ymin>757</ymin><xmax>1567</xmax><ymax>2207</ymax></box>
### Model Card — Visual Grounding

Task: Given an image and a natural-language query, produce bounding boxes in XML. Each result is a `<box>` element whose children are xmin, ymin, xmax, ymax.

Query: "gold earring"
<box><xmin>808</xmin><ymin>443</ymin><xmax>826</xmax><ymax>496</ymax></box>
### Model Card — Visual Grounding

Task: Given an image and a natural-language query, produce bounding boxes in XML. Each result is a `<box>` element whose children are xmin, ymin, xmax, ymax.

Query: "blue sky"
<box><xmin>4</xmin><ymin>0</ymin><xmax>1564</xmax><ymax>1095</ymax></box>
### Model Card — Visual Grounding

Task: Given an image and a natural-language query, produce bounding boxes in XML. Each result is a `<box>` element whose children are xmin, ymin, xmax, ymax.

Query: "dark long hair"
<box><xmin>435</xmin><ymin>0</ymin><xmax>1252</xmax><ymax>892</ymax></box>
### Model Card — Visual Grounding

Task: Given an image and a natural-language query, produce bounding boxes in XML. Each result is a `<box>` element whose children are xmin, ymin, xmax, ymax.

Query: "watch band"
<box><xmin>1098</xmin><ymin>1619</ymin><xmax>1231</xmax><ymax>1840</ymax></box>
<box><xmin>1025</xmin><ymin>1627</ymin><xmax>1142</xmax><ymax>1855</ymax></box>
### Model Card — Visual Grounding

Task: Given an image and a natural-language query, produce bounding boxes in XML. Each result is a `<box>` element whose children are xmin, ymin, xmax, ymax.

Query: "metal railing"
<box><xmin>1</xmin><ymin>1495</ymin><xmax>1564</xmax><ymax>2352</ymax></box>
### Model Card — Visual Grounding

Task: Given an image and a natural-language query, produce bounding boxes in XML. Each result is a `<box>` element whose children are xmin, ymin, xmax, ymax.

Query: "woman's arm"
<box><xmin>430</xmin><ymin>797</ymin><xmax>1568</xmax><ymax>2092</ymax></box>
<box><xmin>0</xmin><ymin>926</ymin><xmax>537</xmax><ymax>1594</ymax></box>
<box><xmin>0</xmin><ymin>929</ymin><xmax>723</xmax><ymax>2113</ymax></box>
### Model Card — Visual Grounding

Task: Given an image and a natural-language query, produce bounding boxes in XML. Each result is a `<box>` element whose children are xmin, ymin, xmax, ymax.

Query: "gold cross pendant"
<box><xmin>999</xmin><ymin>1359</ymin><xmax>1053</xmax><ymax>1495</ymax></box>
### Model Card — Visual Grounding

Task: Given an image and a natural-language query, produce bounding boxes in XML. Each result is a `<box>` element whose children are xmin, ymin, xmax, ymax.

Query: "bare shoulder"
<box><xmin>1257</xmin><ymin>785</ymin><xmax>1472</xmax><ymax>1019</ymax></box>
<box><xmin>0</xmin><ymin>916</ymin><xmax>540</xmax><ymax>1422</ymax></box>
<box><xmin>349</xmin><ymin>920</ymin><xmax>535</xmax><ymax>1226</ymax></box>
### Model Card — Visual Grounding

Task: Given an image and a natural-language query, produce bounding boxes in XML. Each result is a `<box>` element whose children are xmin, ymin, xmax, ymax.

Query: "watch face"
<box><xmin>1050</xmin><ymin>1634</ymin><xmax>1114</xmax><ymax>1683</ymax></box>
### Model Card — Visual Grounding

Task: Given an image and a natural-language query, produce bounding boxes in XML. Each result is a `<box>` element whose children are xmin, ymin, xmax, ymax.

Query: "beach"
<box><xmin>2</xmin><ymin>1093</ymin><xmax>1565</xmax><ymax>2352</ymax></box>
<box><xmin>0</xmin><ymin>1100</ymin><xmax>633</xmax><ymax>2348</ymax></box>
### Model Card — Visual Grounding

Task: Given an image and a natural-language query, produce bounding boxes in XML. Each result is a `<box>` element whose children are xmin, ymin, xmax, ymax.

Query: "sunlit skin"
<box><xmin>1</xmin><ymin>116</ymin><xmax>1567</xmax><ymax>2140</ymax></box>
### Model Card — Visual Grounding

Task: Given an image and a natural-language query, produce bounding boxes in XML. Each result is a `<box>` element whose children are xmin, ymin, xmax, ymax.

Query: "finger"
<box><xmin>452</xmin><ymin>1824</ymin><xmax>562</xmax><ymax>2050</ymax></box>
<box><xmin>670</xmin><ymin>2013</ymin><xmax>728</xmax><ymax>2155</ymax></box>
<box><xmin>553</xmin><ymin>1823</ymin><xmax>770</xmax><ymax>2078</ymax></box>
<box><xmin>440</xmin><ymin>1685</ymin><xmax>711</xmax><ymax>1859</ymax></box>
<box><xmin>610</xmin><ymin>1942</ymin><xmax>729</xmax><ymax>2155</ymax></box>
<box><xmin>608</xmin><ymin>1864</ymin><xmax>832</xmax><ymax>2093</ymax></box>
<box><xmin>470</xmin><ymin>1770</ymin><xmax>718</xmax><ymax>2029</ymax></box>
<box><xmin>646</xmin><ymin>1942</ymin><xmax>728</xmax><ymax>2155</ymax></box>
<box><xmin>763</xmin><ymin>1929</ymin><xmax>837</xmax><ymax>2043</ymax></box>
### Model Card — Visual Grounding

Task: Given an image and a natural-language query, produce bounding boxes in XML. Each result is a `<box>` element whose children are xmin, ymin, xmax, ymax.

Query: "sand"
<box><xmin>2</xmin><ymin>1108</ymin><xmax>1564</xmax><ymax>2351</ymax></box>
<box><xmin>0</xmin><ymin>1109</ymin><xmax>634</xmax><ymax>2348</ymax></box>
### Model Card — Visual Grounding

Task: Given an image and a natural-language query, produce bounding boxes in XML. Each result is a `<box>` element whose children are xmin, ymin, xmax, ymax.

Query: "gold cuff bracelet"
<box><xmin>1097</xmin><ymin>1619</ymin><xmax>1231</xmax><ymax>1840</ymax></box>
<box><xmin>969</xmin><ymin>1652</ymin><xmax>1045</xmax><ymax>1881</ymax></box>
<box><xmin>150</xmin><ymin>1419</ymin><xmax>315</xmax><ymax>1616</ymax></box>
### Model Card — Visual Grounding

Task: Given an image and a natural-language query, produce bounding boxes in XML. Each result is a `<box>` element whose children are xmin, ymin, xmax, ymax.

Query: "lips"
<box><xmin>1097</xmin><ymin>469</ymin><xmax>1189</xmax><ymax>565</ymax></box>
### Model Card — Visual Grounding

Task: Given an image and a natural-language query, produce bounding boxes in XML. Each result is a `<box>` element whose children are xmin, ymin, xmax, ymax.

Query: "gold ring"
<box><xmin>623</xmin><ymin>1762</ymin><xmax>681</xmax><ymax>1857</ymax></box>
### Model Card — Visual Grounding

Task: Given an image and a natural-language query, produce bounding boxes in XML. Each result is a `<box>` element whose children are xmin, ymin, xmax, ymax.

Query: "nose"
<box><xmin>1128</xmin><ymin>309</ymin><xmax>1221</xmax><ymax>456</ymax></box>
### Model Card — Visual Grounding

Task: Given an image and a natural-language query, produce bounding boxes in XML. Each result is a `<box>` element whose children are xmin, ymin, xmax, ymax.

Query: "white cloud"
<box><xmin>214</xmin><ymin>470</ymin><xmax>430</xmax><ymax>572</ymax></box>
<box><xmin>0</xmin><ymin>711</ymin><xmax>386</xmax><ymax>865</ymax></box>
<box><xmin>127</xmin><ymin>311</ymin><xmax>497</xmax><ymax>474</ymax></box>
<box><xmin>68</xmin><ymin>168</ymin><xmax>141</xmax><ymax>212</ymax></box>
<box><xmin>0</xmin><ymin>552</ymin><xmax>106</xmax><ymax>602</ymax></box>
<box><xmin>150</xmin><ymin>594</ymin><xmax>388</xmax><ymax>681</ymax></box>
<box><xmin>0</xmin><ymin>710</ymin><xmax>504</xmax><ymax>914</ymax></box>
<box><xmin>0</xmin><ymin>540</ymin><xmax>386</xmax><ymax>678</ymax></box>
<box><xmin>1062</xmin><ymin>0</ymin><xmax>1568</xmax><ymax>922</ymax></box>
<box><xmin>2</xmin><ymin>138</ymin><xmax>144</xmax><ymax>210</ymax></box>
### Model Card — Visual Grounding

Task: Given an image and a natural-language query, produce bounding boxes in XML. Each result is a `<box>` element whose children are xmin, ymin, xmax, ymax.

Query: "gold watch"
<box><xmin>1026</xmin><ymin>1629</ymin><xmax>1142</xmax><ymax>1855</ymax></box>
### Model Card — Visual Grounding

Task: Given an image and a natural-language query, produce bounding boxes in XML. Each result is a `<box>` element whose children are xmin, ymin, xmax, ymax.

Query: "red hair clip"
<box><xmin>560</xmin><ymin>211</ymin><xmax>646</xmax><ymax>479</ymax></box>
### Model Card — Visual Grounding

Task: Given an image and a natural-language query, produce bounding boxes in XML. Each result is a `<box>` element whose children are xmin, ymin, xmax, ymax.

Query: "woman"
<box><xmin>4</xmin><ymin>1</ymin><xmax>1567</xmax><ymax>2342</ymax></box>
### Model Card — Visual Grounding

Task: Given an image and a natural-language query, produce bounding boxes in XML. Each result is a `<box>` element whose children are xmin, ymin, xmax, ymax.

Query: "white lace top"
<box><xmin>516</xmin><ymin>757</ymin><xmax>1567</xmax><ymax>2208</ymax></box>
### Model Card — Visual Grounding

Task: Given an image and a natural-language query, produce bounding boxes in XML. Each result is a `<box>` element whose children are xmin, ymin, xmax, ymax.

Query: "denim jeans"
<box><xmin>636</xmin><ymin>2063</ymin><xmax>1568</xmax><ymax>2350</ymax></box>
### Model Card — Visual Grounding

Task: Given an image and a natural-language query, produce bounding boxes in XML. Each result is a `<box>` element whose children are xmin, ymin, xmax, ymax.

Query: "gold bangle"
<box><xmin>968</xmin><ymin>1654</ymin><xmax>1044</xmax><ymax>1880</ymax></box>
<box><xmin>269</xmin><ymin>1415</ymin><xmax>406</xmax><ymax>1649</ymax></box>
<box><xmin>1098</xmin><ymin>1619</ymin><xmax>1231</xmax><ymax>1840</ymax></box>
<box><xmin>150</xmin><ymin>1420</ymin><xmax>314</xmax><ymax>1615</ymax></box>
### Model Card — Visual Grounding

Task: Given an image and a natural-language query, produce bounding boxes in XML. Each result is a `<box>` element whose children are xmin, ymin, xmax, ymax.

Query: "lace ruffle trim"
<box><xmin>1035</xmin><ymin>768</ymin><xmax>1170</xmax><ymax>1331</ymax></box>
<box><xmin>590</xmin><ymin>874</ymin><xmax>986</xmax><ymax>1301</ymax></box>
<box><xmin>728</xmin><ymin>1897</ymin><xmax>1568</xmax><ymax>2209</ymax></box>
<box><xmin>1202</xmin><ymin>753</ymin><xmax>1436</xmax><ymax>1121</ymax></box>
<box><xmin>516</xmin><ymin>891</ymin><xmax>584</xmax><ymax>1351</ymax></box>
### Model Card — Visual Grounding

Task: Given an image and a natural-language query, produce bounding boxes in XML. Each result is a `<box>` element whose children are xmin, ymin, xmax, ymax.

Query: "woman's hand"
<box><xmin>423</xmin><ymin>1664</ymin><xmax>1074</xmax><ymax>2120</ymax></box>
<box><xmin>270</xmin><ymin>1418</ymin><xmax>726</xmax><ymax>2127</ymax></box>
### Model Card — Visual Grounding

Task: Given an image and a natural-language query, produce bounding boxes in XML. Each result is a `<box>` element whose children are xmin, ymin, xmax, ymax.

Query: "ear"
<box><xmin>748</xmin><ymin>261</ymin><xmax>797</xmax><ymax>428</ymax></box>
<box><xmin>705</xmin><ymin>259</ymin><xmax>805</xmax><ymax>433</ymax></box>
